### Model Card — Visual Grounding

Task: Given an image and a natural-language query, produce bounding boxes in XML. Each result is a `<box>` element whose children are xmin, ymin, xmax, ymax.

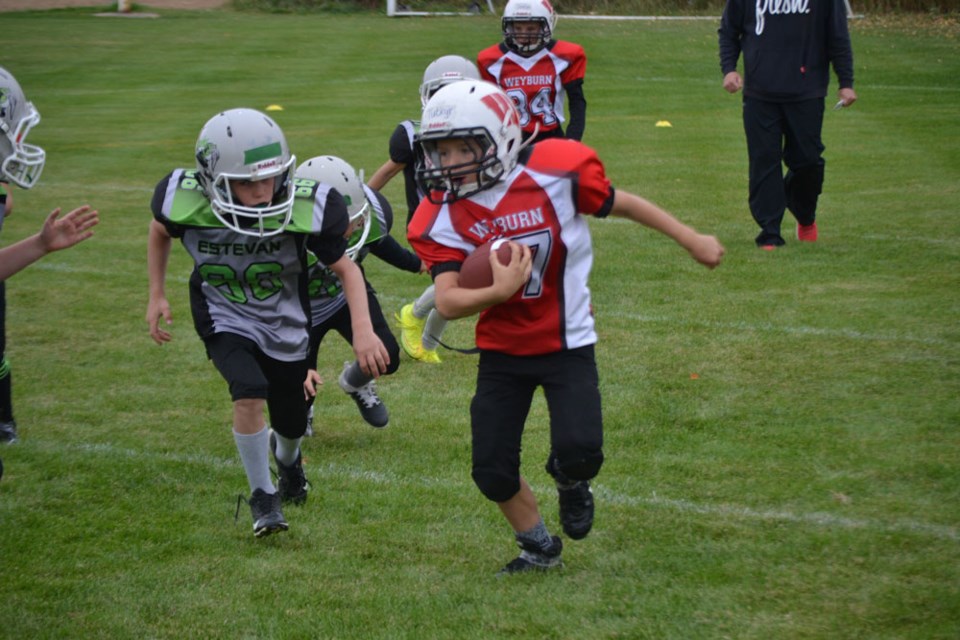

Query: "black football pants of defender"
<box><xmin>0</xmin><ymin>282</ymin><xmax>12</xmax><ymax>423</ymax></box>
<box><xmin>470</xmin><ymin>345</ymin><xmax>604</xmax><ymax>504</ymax></box>
<box><xmin>743</xmin><ymin>96</ymin><xmax>826</xmax><ymax>247</ymax></box>
<box><xmin>305</xmin><ymin>285</ymin><xmax>401</xmax><ymax>385</ymax></box>
<box><xmin>204</xmin><ymin>332</ymin><xmax>308</xmax><ymax>441</ymax></box>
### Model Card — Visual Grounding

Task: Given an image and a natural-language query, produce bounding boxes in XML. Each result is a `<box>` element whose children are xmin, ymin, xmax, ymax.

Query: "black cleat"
<box><xmin>498</xmin><ymin>536</ymin><xmax>563</xmax><ymax>576</ymax></box>
<box><xmin>247</xmin><ymin>488</ymin><xmax>288</xmax><ymax>538</ymax></box>
<box><xmin>270</xmin><ymin>430</ymin><xmax>309</xmax><ymax>505</ymax></box>
<box><xmin>338</xmin><ymin>362</ymin><xmax>389</xmax><ymax>428</ymax></box>
<box><xmin>0</xmin><ymin>420</ymin><xmax>18</xmax><ymax>445</ymax></box>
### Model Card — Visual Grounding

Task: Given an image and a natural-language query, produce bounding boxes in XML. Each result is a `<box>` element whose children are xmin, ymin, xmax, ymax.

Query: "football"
<box><xmin>458</xmin><ymin>238</ymin><xmax>514</xmax><ymax>289</ymax></box>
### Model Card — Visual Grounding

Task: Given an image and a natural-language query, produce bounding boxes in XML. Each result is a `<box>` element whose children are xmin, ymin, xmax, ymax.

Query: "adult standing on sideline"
<box><xmin>718</xmin><ymin>0</ymin><xmax>856</xmax><ymax>249</ymax></box>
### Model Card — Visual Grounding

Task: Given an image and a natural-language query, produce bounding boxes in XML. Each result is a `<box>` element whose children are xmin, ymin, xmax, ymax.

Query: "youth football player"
<box><xmin>408</xmin><ymin>80</ymin><xmax>724</xmax><ymax>574</ymax></box>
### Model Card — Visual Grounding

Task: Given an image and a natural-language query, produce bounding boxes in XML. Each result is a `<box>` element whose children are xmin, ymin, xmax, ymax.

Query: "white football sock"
<box><xmin>233</xmin><ymin>426</ymin><xmax>274</xmax><ymax>494</ymax></box>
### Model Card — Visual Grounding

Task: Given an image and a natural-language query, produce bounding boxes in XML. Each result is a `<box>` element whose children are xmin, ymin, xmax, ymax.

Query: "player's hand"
<box><xmin>146</xmin><ymin>296</ymin><xmax>173</xmax><ymax>345</ymax></box>
<box><xmin>687</xmin><ymin>234</ymin><xmax>725</xmax><ymax>269</ymax></box>
<box><xmin>303</xmin><ymin>369</ymin><xmax>323</xmax><ymax>400</ymax></box>
<box><xmin>490</xmin><ymin>241</ymin><xmax>531</xmax><ymax>301</ymax></box>
<box><xmin>352</xmin><ymin>330</ymin><xmax>390</xmax><ymax>378</ymax></box>
<box><xmin>40</xmin><ymin>205</ymin><xmax>99</xmax><ymax>253</ymax></box>
<box><xmin>722</xmin><ymin>71</ymin><xmax>743</xmax><ymax>94</ymax></box>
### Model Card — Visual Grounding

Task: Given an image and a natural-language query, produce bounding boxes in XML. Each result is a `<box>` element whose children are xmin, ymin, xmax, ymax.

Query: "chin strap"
<box><xmin>519</xmin><ymin>122</ymin><xmax>540</xmax><ymax>150</ymax></box>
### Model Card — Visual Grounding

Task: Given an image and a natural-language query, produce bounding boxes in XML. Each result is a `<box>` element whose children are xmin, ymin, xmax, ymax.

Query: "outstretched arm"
<box><xmin>0</xmin><ymin>205</ymin><xmax>99</xmax><ymax>281</ymax></box>
<box><xmin>610</xmin><ymin>190</ymin><xmax>724</xmax><ymax>269</ymax></box>
<box><xmin>367</xmin><ymin>159</ymin><xmax>405</xmax><ymax>191</ymax></box>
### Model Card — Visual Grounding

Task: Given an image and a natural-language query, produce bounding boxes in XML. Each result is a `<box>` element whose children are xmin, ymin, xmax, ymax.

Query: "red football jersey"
<box><xmin>408</xmin><ymin>139</ymin><xmax>614</xmax><ymax>356</ymax></box>
<box><xmin>477</xmin><ymin>40</ymin><xmax>587</xmax><ymax>138</ymax></box>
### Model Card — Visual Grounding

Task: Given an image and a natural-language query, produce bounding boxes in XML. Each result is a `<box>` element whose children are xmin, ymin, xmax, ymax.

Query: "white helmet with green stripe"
<box><xmin>194</xmin><ymin>108</ymin><xmax>296</xmax><ymax>237</ymax></box>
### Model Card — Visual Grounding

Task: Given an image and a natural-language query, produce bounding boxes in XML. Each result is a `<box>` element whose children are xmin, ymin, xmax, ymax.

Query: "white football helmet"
<box><xmin>0</xmin><ymin>67</ymin><xmax>45</xmax><ymax>189</ymax></box>
<box><xmin>416</xmin><ymin>80</ymin><xmax>523</xmax><ymax>204</ymax></box>
<box><xmin>296</xmin><ymin>155</ymin><xmax>372</xmax><ymax>260</ymax></box>
<box><xmin>419</xmin><ymin>55</ymin><xmax>481</xmax><ymax>108</ymax></box>
<box><xmin>502</xmin><ymin>0</ymin><xmax>558</xmax><ymax>55</ymax></box>
<box><xmin>194</xmin><ymin>108</ymin><xmax>296</xmax><ymax>237</ymax></box>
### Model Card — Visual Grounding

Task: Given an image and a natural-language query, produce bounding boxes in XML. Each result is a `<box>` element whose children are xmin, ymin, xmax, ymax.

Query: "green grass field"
<box><xmin>0</xmin><ymin>6</ymin><xmax>957</xmax><ymax>639</ymax></box>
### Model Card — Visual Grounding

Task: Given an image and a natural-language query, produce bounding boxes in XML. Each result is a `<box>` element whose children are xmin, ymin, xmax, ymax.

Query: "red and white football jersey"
<box><xmin>408</xmin><ymin>139</ymin><xmax>614</xmax><ymax>356</ymax></box>
<box><xmin>477</xmin><ymin>40</ymin><xmax>586</xmax><ymax>139</ymax></box>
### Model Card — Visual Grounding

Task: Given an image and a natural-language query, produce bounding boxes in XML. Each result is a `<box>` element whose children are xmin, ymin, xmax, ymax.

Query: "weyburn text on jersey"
<box><xmin>468</xmin><ymin>207</ymin><xmax>545</xmax><ymax>238</ymax></box>
<box><xmin>502</xmin><ymin>75</ymin><xmax>554</xmax><ymax>88</ymax></box>
<box><xmin>197</xmin><ymin>239</ymin><xmax>283</xmax><ymax>256</ymax></box>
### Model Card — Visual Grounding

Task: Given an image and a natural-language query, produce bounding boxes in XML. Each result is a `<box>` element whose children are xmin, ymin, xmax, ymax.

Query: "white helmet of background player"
<box><xmin>0</xmin><ymin>66</ymin><xmax>45</xmax><ymax>189</ymax></box>
<box><xmin>416</xmin><ymin>80</ymin><xmax>523</xmax><ymax>204</ymax></box>
<box><xmin>194</xmin><ymin>108</ymin><xmax>296</xmax><ymax>237</ymax></box>
<box><xmin>502</xmin><ymin>0</ymin><xmax>558</xmax><ymax>55</ymax></box>
<box><xmin>296</xmin><ymin>155</ymin><xmax>372</xmax><ymax>260</ymax></box>
<box><xmin>419</xmin><ymin>55</ymin><xmax>480</xmax><ymax>107</ymax></box>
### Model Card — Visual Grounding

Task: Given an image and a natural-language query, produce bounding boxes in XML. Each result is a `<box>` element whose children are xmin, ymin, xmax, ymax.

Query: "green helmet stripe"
<box><xmin>244</xmin><ymin>142</ymin><xmax>282</xmax><ymax>165</ymax></box>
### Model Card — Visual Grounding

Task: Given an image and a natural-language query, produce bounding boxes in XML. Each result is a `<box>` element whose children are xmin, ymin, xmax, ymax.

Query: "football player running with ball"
<box><xmin>477</xmin><ymin>0</ymin><xmax>587</xmax><ymax>144</ymax></box>
<box><xmin>146</xmin><ymin>109</ymin><xmax>388</xmax><ymax>538</ymax></box>
<box><xmin>407</xmin><ymin>81</ymin><xmax>724</xmax><ymax>575</ymax></box>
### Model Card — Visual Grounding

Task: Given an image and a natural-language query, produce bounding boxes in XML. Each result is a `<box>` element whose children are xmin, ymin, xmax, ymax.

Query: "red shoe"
<box><xmin>797</xmin><ymin>222</ymin><xmax>818</xmax><ymax>242</ymax></box>
<box><xmin>760</xmin><ymin>244</ymin><xmax>777</xmax><ymax>251</ymax></box>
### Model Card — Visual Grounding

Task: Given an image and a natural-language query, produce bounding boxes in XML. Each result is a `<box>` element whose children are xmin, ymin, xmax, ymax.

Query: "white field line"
<box><xmin>27</xmin><ymin>440</ymin><xmax>960</xmax><ymax>543</ymax></box>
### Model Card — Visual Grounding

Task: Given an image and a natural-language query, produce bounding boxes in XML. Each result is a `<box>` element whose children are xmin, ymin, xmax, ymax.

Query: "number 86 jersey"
<box><xmin>151</xmin><ymin>169</ymin><xmax>350</xmax><ymax>362</ymax></box>
<box><xmin>408</xmin><ymin>138</ymin><xmax>614</xmax><ymax>356</ymax></box>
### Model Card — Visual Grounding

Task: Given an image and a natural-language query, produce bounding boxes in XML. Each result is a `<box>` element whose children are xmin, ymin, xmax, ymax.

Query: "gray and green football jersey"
<box><xmin>306</xmin><ymin>184</ymin><xmax>389</xmax><ymax>326</ymax></box>
<box><xmin>152</xmin><ymin>169</ymin><xmax>350</xmax><ymax>362</ymax></box>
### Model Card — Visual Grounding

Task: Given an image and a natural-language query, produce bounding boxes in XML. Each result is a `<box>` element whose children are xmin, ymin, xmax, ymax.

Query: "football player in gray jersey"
<box><xmin>297</xmin><ymin>156</ymin><xmax>423</xmax><ymax>431</ymax></box>
<box><xmin>146</xmin><ymin>109</ymin><xmax>389</xmax><ymax>537</ymax></box>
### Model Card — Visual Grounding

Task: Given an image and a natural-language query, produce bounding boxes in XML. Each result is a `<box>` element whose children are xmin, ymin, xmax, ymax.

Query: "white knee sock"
<box><xmin>233</xmin><ymin>426</ymin><xmax>274</xmax><ymax>494</ymax></box>
<box><xmin>272</xmin><ymin>431</ymin><xmax>301</xmax><ymax>467</ymax></box>
<box><xmin>413</xmin><ymin>285</ymin><xmax>435</xmax><ymax>318</ymax></box>
<box><xmin>422</xmin><ymin>309</ymin><xmax>448</xmax><ymax>351</ymax></box>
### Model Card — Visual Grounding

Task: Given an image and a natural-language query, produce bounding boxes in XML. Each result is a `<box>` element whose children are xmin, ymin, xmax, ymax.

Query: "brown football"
<box><xmin>458</xmin><ymin>239</ymin><xmax>513</xmax><ymax>289</ymax></box>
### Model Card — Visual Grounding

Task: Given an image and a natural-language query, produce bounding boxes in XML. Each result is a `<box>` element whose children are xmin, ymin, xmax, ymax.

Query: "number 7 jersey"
<box><xmin>408</xmin><ymin>138</ymin><xmax>614</xmax><ymax>356</ymax></box>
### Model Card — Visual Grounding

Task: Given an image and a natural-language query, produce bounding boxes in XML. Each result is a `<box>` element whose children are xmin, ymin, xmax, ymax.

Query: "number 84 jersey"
<box><xmin>408</xmin><ymin>139</ymin><xmax>614</xmax><ymax>356</ymax></box>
